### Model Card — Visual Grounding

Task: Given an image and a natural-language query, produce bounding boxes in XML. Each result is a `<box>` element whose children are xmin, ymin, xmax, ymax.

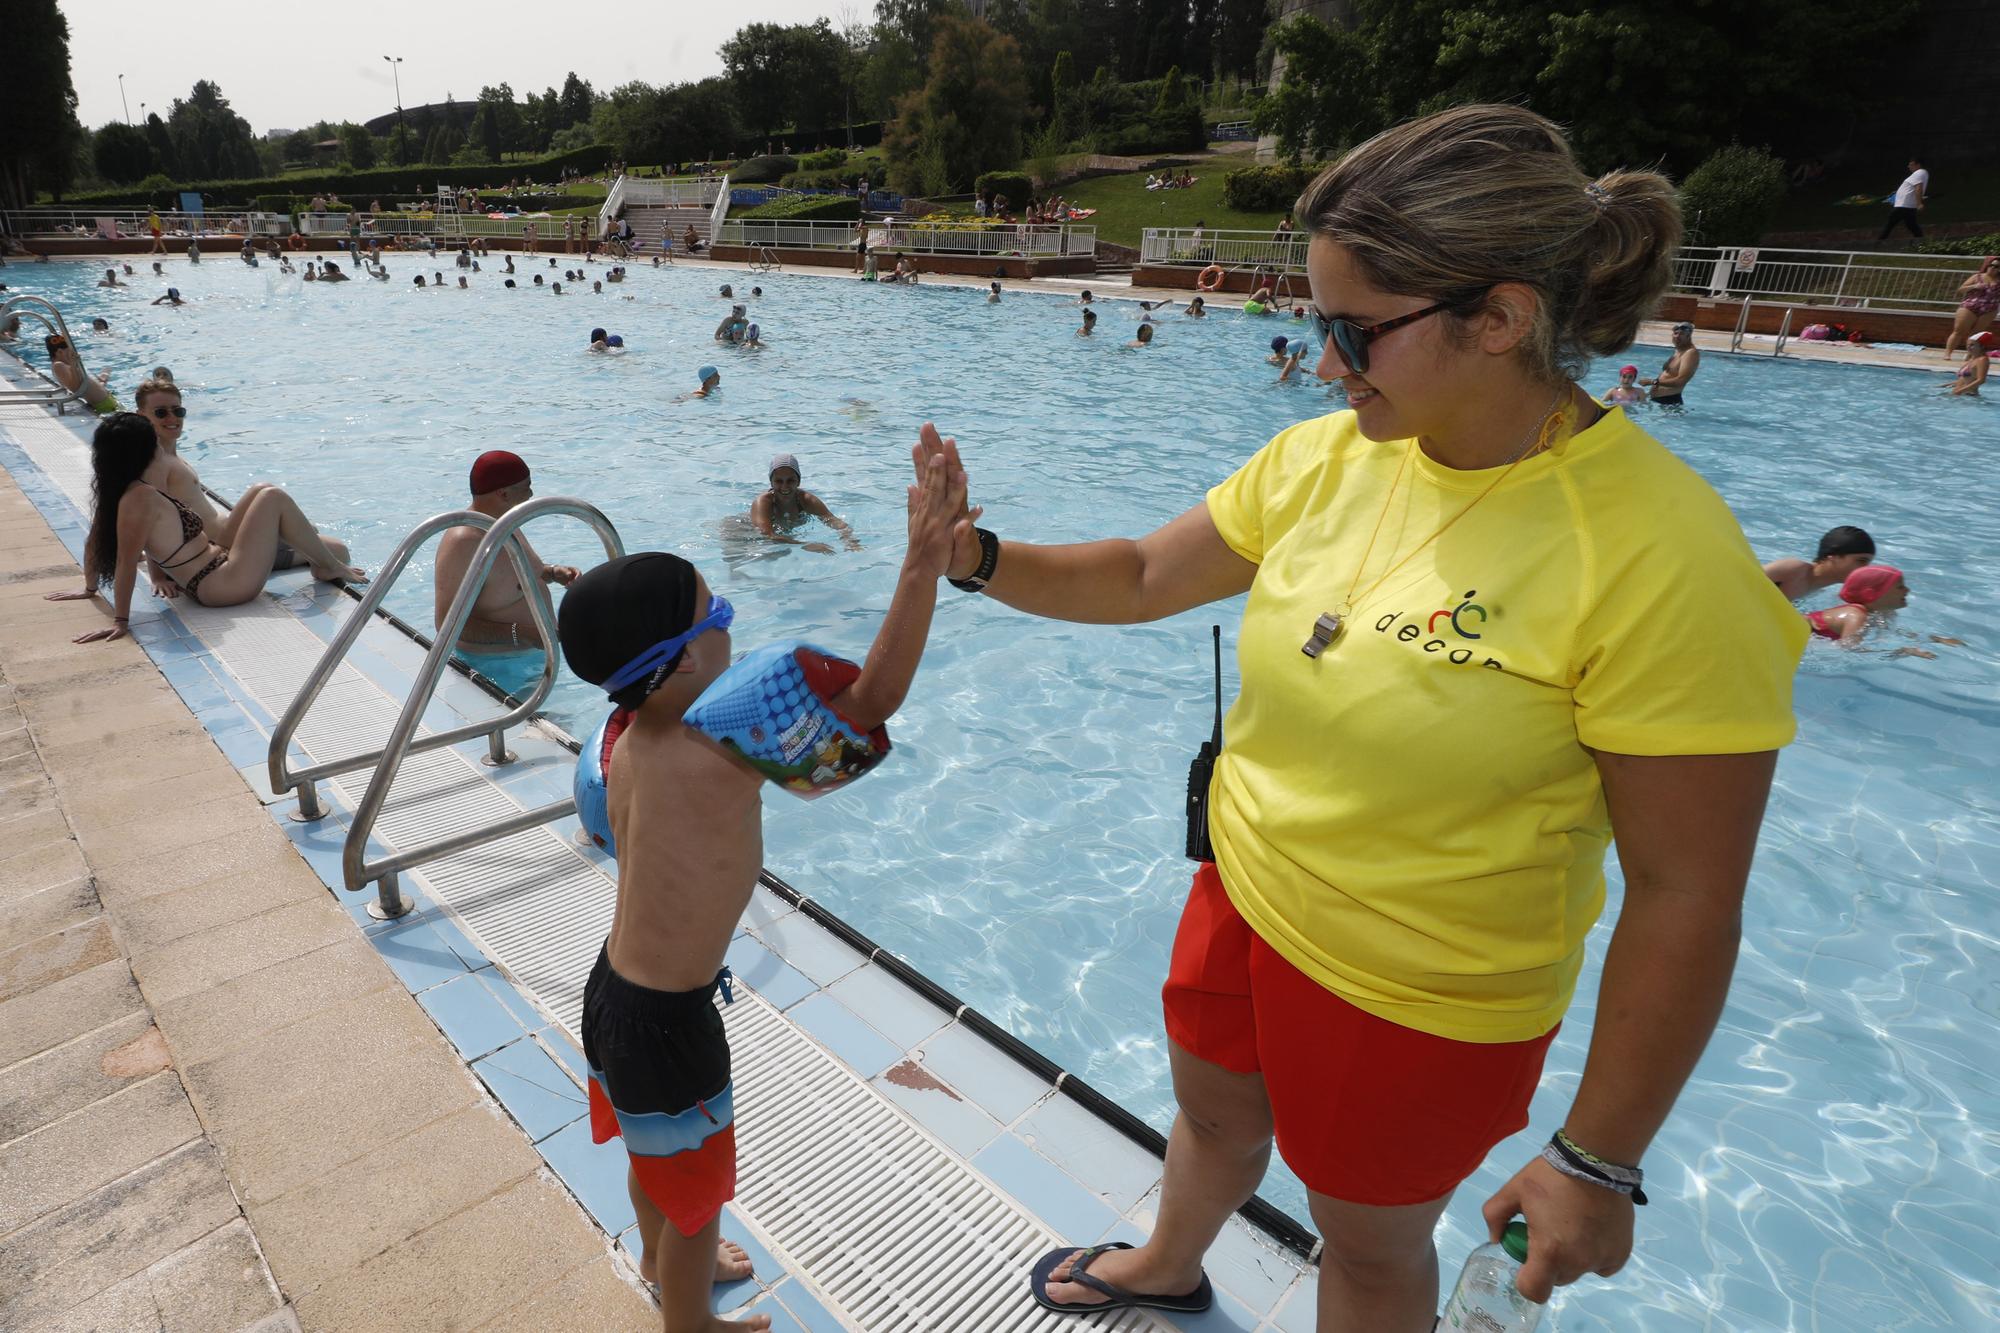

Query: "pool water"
<box><xmin>8</xmin><ymin>257</ymin><xmax>1997</xmax><ymax>1331</ymax></box>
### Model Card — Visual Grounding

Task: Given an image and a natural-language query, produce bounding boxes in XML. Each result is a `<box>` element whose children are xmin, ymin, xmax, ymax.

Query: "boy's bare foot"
<box><xmin>638</xmin><ymin>1239</ymin><xmax>755</xmax><ymax>1288</ymax></box>
<box><xmin>709</xmin><ymin>1315</ymin><xmax>772</xmax><ymax>1331</ymax></box>
<box><xmin>311</xmin><ymin>563</ymin><xmax>367</xmax><ymax>584</ymax></box>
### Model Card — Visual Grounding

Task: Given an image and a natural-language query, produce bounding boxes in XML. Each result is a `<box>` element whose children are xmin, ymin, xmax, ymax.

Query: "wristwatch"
<box><xmin>948</xmin><ymin>527</ymin><xmax>1000</xmax><ymax>593</ymax></box>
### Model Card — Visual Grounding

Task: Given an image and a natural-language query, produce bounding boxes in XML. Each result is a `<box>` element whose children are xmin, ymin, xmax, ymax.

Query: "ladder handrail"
<box><xmin>342</xmin><ymin>497</ymin><xmax>625</xmax><ymax>902</ymax></box>
<box><xmin>1</xmin><ymin>294</ymin><xmax>95</xmax><ymax>411</ymax></box>
<box><xmin>265</xmin><ymin>508</ymin><xmax>556</xmax><ymax>818</ymax></box>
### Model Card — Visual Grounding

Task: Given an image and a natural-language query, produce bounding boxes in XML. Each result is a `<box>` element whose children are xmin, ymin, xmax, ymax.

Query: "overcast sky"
<box><xmin>64</xmin><ymin>0</ymin><xmax>859</xmax><ymax>135</ymax></box>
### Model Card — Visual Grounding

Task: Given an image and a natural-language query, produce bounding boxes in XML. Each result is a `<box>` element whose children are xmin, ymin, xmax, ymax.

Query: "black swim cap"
<box><xmin>558</xmin><ymin>553</ymin><xmax>700</xmax><ymax>709</ymax></box>
<box><xmin>1815</xmin><ymin>526</ymin><xmax>1875</xmax><ymax>560</ymax></box>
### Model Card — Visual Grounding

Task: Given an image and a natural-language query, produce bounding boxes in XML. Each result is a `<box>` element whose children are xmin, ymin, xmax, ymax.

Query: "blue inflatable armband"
<box><xmin>685</xmin><ymin>641</ymin><xmax>890</xmax><ymax>799</ymax></box>
<box><xmin>574</xmin><ymin>707</ymin><xmax>634</xmax><ymax>856</ymax></box>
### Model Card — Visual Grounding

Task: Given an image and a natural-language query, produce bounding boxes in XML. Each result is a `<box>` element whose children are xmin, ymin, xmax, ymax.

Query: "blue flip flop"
<box><xmin>1028</xmin><ymin>1241</ymin><xmax>1215</xmax><ymax>1315</ymax></box>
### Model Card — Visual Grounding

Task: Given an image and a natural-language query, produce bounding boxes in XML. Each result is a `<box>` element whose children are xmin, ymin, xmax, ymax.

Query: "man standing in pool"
<box><xmin>1762</xmin><ymin>525</ymin><xmax>1876</xmax><ymax>600</ymax></box>
<box><xmin>434</xmin><ymin>451</ymin><xmax>580</xmax><ymax>652</ymax></box>
<box><xmin>1642</xmin><ymin>322</ymin><xmax>1699</xmax><ymax>406</ymax></box>
<box><xmin>752</xmin><ymin>454</ymin><xmax>861</xmax><ymax>553</ymax></box>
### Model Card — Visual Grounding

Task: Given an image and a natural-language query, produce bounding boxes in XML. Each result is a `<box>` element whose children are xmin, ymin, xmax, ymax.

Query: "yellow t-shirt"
<box><xmin>1204</xmin><ymin>406</ymin><xmax>1805</xmax><ymax>1043</ymax></box>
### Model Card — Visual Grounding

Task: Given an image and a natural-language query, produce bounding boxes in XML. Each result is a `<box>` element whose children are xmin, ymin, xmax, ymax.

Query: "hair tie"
<box><xmin>1585</xmin><ymin>182</ymin><xmax>1610</xmax><ymax>209</ymax></box>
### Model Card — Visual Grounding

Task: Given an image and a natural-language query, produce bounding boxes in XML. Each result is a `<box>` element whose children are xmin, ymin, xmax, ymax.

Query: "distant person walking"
<box><xmin>1877</xmin><ymin>157</ymin><xmax>1928</xmax><ymax>243</ymax></box>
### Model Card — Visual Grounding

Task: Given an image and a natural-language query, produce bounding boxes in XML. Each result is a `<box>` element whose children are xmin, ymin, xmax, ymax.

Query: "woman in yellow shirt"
<box><xmin>925</xmin><ymin>103</ymin><xmax>1804</xmax><ymax>1330</ymax></box>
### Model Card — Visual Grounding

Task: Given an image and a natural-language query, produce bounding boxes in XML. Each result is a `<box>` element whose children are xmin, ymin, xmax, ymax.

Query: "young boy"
<box><xmin>1763</xmin><ymin>525</ymin><xmax>1877</xmax><ymax>601</ymax></box>
<box><xmin>554</xmin><ymin>445</ymin><xmax>962</xmax><ymax>1333</ymax></box>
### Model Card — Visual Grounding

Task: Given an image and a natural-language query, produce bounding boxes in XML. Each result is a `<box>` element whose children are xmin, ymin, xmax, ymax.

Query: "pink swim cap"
<box><xmin>1840</xmin><ymin>564</ymin><xmax>1902</xmax><ymax>606</ymax></box>
<box><xmin>1619</xmin><ymin>364</ymin><xmax>1638</xmax><ymax>376</ymax></box>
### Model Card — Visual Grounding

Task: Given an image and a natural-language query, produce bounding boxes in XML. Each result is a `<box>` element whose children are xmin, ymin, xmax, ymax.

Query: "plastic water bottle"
<box><xmin>1438</xmin><ymin>1220</ymin><xmax>1545</xmax><ymax>1332</ymax></box>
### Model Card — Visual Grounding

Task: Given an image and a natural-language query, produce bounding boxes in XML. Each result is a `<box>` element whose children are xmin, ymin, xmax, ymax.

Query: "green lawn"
<box><xmin>1055</xmin><ymin>170</ymin><xmax>1284</xmax><ymax>249</ymax></box>
<box><xmin>1770</xmin><ymin>165</ymin><xmax>2000</xmax><ymax>237</ymax></box>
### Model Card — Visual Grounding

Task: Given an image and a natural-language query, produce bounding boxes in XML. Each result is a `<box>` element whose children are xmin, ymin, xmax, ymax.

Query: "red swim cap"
<box><xmin>1840</xmin><ymin>564</ymin><xmax>1902</xmax><ymax>606</ymax></box>
<box><xmin>468</xmin><ymin>449</ymin><xmax>530</xmax><ymax>496</ymax></box>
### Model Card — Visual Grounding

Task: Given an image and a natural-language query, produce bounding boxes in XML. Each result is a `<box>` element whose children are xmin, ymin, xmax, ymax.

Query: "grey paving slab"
<box><xmin>0</xmin><ymin>1071</ymin><xmax>202</xmax><ymax>1236</ymax></box>
<box><xmin>0</xmin><ymin>957</ymin><xmax>144</xmax><ymax>1068</ymax></box>
<box><xmin>0</xmin><ymin>874</ymin><xmax>99</xmax><ymax>954</ymax></box>
<box><xmin>0</xmin><ymin>915</ymin><xmax>120</xmax><ymax>1005</ymax></box>
<box><xmin>475</xmin><ymin>1254</ymin><xmax>656</xmax><ymax>1332</ymax></box>
<box><xmin>150</xmin><ymin>935</ymin><xmax>395</xmax><ymax>1069</ymax></box>
<box><xmin>145</xmin><ymin>1217</ymin><xmax>286</xmax><ymax>1333</ymax></box>
<box><xmin>129</xmin><ymin>896</ymin><xmax>357</xmax><ymax>1006</ymax></box>
<box><xmin>0</xmin><ymin>1139</ymin><xmax>240</xmax><ymax>1331</ymax></box>
<box><xmin>91</xmin><ymin>820</ymin><xmax>301</xmax><ymax>908</ymax></box>
<box><xmin>114</xmin><ymin>858</ymin><xmax>337</xmax><ymax>956</ymax></box>
<box><xmin>0</xmin><ymin>1010</ymin><xmax>159</xmax><ymax>1142</ymax></box>
<box><xmin>290</xmin><ymin>1174</ymin><xmax>604</xmax><ymax>1333</ymax></box>
<box><xmin>0</xmin><ymin>833</ymin><xmax>88</xmax><ymax>907</ymax></box>
<box><xmin>248</xmin><ymin>1101</ymin><xmax>543</xmax><ymax>1299</ymax></box>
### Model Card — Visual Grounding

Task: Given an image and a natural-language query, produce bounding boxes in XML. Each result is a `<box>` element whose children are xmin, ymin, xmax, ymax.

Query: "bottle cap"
<box><xmin>1502</xmin><ymin>1219</ymin><xmax>1530</xmax><ymax>1265</ymax></box>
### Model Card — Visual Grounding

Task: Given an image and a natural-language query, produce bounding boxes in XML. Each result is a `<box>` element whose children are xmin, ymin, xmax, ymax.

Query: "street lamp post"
<box><xmin>383</xmin><ymin>55</ymin><xmax>406</xmax><ymax>161</ymax></box>
<box><xmin>118</xmin><ymin>74</ymin><xmax>130</xmax><ymax>124</ymax></box>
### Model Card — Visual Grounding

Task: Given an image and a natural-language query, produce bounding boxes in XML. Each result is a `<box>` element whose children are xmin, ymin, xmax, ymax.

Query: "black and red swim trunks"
<box><xmin>582</xmin><ymin>945</ymin><xmax>737</xmax><ymax>1237</ymax></box>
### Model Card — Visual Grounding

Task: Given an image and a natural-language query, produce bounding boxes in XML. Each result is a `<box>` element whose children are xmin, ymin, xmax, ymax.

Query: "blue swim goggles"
<box><xmin>601</xmin><ymin>595</ymin><xmax>734</xmax><ymax>695</ymax></box>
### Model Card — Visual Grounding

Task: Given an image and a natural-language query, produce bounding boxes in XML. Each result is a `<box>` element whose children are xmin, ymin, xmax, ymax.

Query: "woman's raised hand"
<box><xmin>905</xmin><ymin>436</ymin><xmax>972</xmax><ymax>580</ymax></box>
<box><xmin>913</xmin><ymin>422</ymin><xmax>983</xmax><ymax>581</ymax></box>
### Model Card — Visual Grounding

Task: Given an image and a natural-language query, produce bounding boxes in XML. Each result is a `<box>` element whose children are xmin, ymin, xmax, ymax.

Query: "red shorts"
<box><xmin>1163</xmin><ymin>863</ymin><xmax>1557</xmax><ymax>1206</ymax></box>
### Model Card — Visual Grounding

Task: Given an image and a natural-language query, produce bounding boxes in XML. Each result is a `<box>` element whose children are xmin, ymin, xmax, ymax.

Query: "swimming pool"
<box><xmin>7</xmin><ymin>256</ymin><xmax>1997</xmax><ymax>1330</ymax></box>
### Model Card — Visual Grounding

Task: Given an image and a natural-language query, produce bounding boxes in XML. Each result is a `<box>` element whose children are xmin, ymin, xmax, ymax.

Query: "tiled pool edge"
<box><xmin>0</xmin><ymin>365</ymin><xmax>1320</xmax><ymax>1330</ymax></box>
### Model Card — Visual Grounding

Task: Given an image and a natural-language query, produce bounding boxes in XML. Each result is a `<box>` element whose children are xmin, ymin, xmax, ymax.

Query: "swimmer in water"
<box><xmin>719</xmin><ymin>284</ymin><xmax>734</xmax><ymax>299</ymax></box>
<box><xmin>1276</xmin><ymin>338</ymin><xmax>1309</xmax><ymax>381</ymax></box>
<box><xmin>752</xmin><ymin>454</ymin><xmax>860</xmax><ymax>553</ymax></box>
<box><xmin>677</xmin><ymin>366</ymin><xmax>721</xmax><ymax>401</ymax></box>
<box><xmin>1802</xmin><ymin>565</ymin><xmax>1909</xmax><ymax>647</ymax></box>
<box><xmin>751</xmin><ymin>286</ymin><xmax>763</xmax><ymax>298</ymax></box>
<box><xmin>987</xmin><ymin>281</ymin><xmax>1001</xmax><ymax>304</ymax></box>
<box><xmin>1078</xmin><ymin>291</ymin><xmax>1094</xmax><ymax>306</ymax></box>
<box><xmin>589</xmin><ymin>327</ymin><xmax>610</xmax><ymax>353</ymax></box>
<box><xmin>1764</xmin><ymin>526</ymin><xmax>1876</xmax><ymax>601</ymax></box>
<box><xmin>714</xmin><ymin>306</ymin><xmax>747</xmax><ymax>343</ymax></box>
<box><xmin>1265</xmin><ymin>334</ymin><xmax>1291</xmax><ymax>366</ymax></box>
<box><xmin>1078</xmin><ymin>309</ymin><xmax>1097</xmax><ymax>337</ymax></box>
<box><xmin>1138</xmin><ymin>299</ymin><xmax>1175</xmax><ymax>322</ymax></box>
<box><xmin>1948</xmin><ymin>330</ymin><xmax>1993</xmax><ymax>395</ymax></box>
<box><xmin>1184</xmin><ymin>296</ymin><xmax>1207</xmax><ymax>318</ymax></box>
<box><xmin>1603</xmin><ymin>364</ymin><xmax>1646</xmax><ymax>405</ymax></box>
<box><xmin>1128</xmin><ymin>324</ymin><xmax>1156</xmax><ymax>349</ymax></box>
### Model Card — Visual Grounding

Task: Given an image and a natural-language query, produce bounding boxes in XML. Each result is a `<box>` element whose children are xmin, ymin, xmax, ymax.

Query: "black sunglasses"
<box><xmin>1309</xmin><ymin>294</ymin><xmax>1486</xmax><ymax>374</ymax></box>
<box><xmin>149</xmin><ymin>405</ymin><xmax>188</xmax><ymax>419</ymax></box>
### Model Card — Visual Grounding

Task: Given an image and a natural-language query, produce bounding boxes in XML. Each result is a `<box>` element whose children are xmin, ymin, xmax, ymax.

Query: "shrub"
<box><xmin>800</xmin><ymin>148</ymin><xmax>847</xmax><ymax>171</ymax></box>
<box><xmin>1917</xmin><ymin>232</ymin><xmax>2000</xmax><ymax>257</ymax></box>
<box><xmin>779</xmin><ymin>170</ymin><xmax>861</xmax><ymax>191</ymax></box>
<box><xmin>974</xmin><ymin>170</ymin><xmax>1034</xmax><ymax>205</ymax></box>
<box><xmin>738</xmin><ymin>193</ymin><xmax>859</xmax><ymax>222</ymax></box>
<box><xmin>1679</xmin><ymin>145</ymin><xmax>1787</xmax><ymax>246</ymax></box>
<box><xmin>730</xmin><ymin>154</ymin><xmax>799</xmax><ymax>184</ymax></box>
<box><xmin>1222</xmin><ymin>164</ymin><xmax>1318</xmax><ymax>212</ymax></box>
<box><xmin>63</xmin><ymin>145</ymin><xmax>616</xmax><ymax>209</ymax></box>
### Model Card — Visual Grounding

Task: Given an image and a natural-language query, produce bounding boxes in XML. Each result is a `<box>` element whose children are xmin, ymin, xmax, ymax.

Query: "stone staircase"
<box><xmin>618</xmin><ymin>204</ymin><xmax>714</xmax><ymax>255</ymax></box>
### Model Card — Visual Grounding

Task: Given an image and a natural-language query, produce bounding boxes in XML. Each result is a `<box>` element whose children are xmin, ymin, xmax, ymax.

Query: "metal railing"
<box><xmin>3</xmin><ymin>207</ymin><xmax>284</xmax><ymax>239</ymax></box>
<box><xmin>0</xmin><ymin>295</ymin><xmax>93</xmax><ymax>412</ymax></box>
<box><xmin>1668</xmin><ymin>246</ymin><xmax>1979</xmax><ymax>312</ymax></box>
<box><xmin>717</xmin><ymin>218</ymin><xmax>1094</xmax><ymax>258</ymax></box>
<box><xmin>1140</xmin><ymin>227</ymin><xmax>1308</xmax><ymax>273</ymax></box>
<box><xmin>708</xmin><ymin>174</ymin><xmax>732</xmax><ymax>241</ymax></box>
<box><xmin>267</xmin><ymin>497</ymin><xmax>623</xmax><ymax>917</ymax></box>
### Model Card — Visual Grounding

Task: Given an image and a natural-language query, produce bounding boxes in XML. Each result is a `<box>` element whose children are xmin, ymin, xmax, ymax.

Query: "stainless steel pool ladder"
<box><xmin>0</xmin><ymin>294</ymin><xmax>94</xmax><ymax>412</ymax></box>
<box><xmin>267</xmin><ymin>496</ymin><xmax>625</xmax><ymax>919</ymax></box>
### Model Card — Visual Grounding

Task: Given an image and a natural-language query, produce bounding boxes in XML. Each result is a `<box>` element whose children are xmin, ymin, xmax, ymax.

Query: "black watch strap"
<box><xmin>949</xmin><ymin>527</ymin><xmax>1000</xmax><ymax>593</ymax></box>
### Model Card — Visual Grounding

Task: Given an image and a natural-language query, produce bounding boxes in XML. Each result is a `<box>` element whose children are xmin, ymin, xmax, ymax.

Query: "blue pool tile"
<box><xmin>1018</xmin><ymin>1093</ymin><xmax>1163</xmax><ymax>1214</ymax></box>
<box><xmin>718</xmin><ymin>1205</ymin><xmax>783</xmax><ymax>1287</ymax></box>
<box><xmin>538</xmin><ymin>1116</ymin><xmax>638</xmax><ymax>1238</ymax></box>
<box><xmin>536</xmin><ymin>1025</ymin><xmax>587</xmax><ymax>1089</ymax></box>
<box><xmin>871</xmin><ymin>1063</ymin><xmax>1005</xmax><ymax>1158</ymax></box>
<box><xmin>750</xmin><ymin>912</ymin><xmax>867</xmax><ymax>988</ymax></box>
<box><xmin>1269</xmin><ymin>1270</ymin><xmax>1320</xmax><ymax>1333</ymax></box>
<box><xmin>1166</xmin><ymin>1285</ymin><xmax>1258</xmax><ymax>1333</ymax></box>
<box><xmin>417</xmin><ymin>970</ymin><xmax>527</xmax><ymax>1060</ymax></box>
<box><xmin>737</xmin><ymin>1295</ymin><xmax>808</xmax><ymax>1333</ymax></box>
<box><xmin>478</xmin><ymin>968</ymin><xmax>551</xmax><ymax>1031</ymax></box>
<box><xmin>209</xmin><ymin>716</ymin><xmax>274</xmax><ymax>769</ymax></box>
<box><xmin>769</xmin><ymin>1279</ymin><xmax>847</xmax><ymax>1333</ymax></box>
<box><xmin>723</xmin><ymin>934</ymin><xmax>818</xmax><ymax>1011</ymax></box>
<box><xmin>474</xmin><ymin>1035</ymin><xmax>589</xmax><ymax>1141</ymax></box>
<box><xmin>785</xmin><ymin>992</ymin><xmax>901</xmax><ymax>1079</ymax></box>
<box><xmin>972</xmin><ymin>1133</ymin><xmax>1116</xmax><ymax>1245</ymax></box>
<box><xmin>825</xmin><ymin>965</ymin><xmax>954</xmax><ymax>1052</ymax></box>
<box><xmin>370</xmin><ymin>917</ymin><xmax>477</xmax><ymax>991</ymax></box>
<box><xmin>914</xmin><ymin>1023</ymin><xmax>1053</xmax><ymax>1125</ymax></box>
<box><xmin>1192</xmin><ymin>1216</ymin><xmax>1303</xmax><ymax>1321</ymax></box>
<box><xmin>742</xmin><ymin>884</ymin><xmax>793</xmax><ymax>931</ymax></box>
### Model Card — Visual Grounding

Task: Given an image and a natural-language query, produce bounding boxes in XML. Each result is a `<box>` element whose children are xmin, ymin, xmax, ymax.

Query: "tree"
<box><xmin>384</xmin><ymin>121</ymin><xmax>417</xmax><ymax>166</ymax></box>
<box><xmin>142</xmin><ymin>113</ymin><xmax>178</xmax><ymax>179</ymax></box>
<box><xmin>788</xmin><ymin>19</ymin><xmax>853</xmax><ymax>135</ymax></box>
<box><xmin>883</xmin><ymin>15</ymin><xmax>1028</xmax><ymax>195</ymax></box>
<box><xmin>1253</xmin><ymin>14</ymin><xmax>1379</xmax><ymax>160</ymax></box>
<box><xmin>164</xmin><ymin>81</ymin><xmax>260</xmax><ymax>179</ymax></box>
<box><xmin>1</xmin><ymin>0</ymin><xmax>84</xmax><ymax>209</ymax></box>
<box><xmin>558</xmin><ymin>72</ymin><xmax>596</xmax><ymax>131</ymax></box>
<box><xmin>721</xmin><ymin>23</ymin><xmax>795</xmax><ymax>141</ymax></box>
<box><xmin>873</xmin><ymin>0</ymin><xmax>956</xmax><ymax>74</ymax></box>
<box><xmin>1679</xmin><ymin>144</ymin><xmax>1788</xmax><ymax>245</ymax></box>
<box><xmin>856</xmin><ymin>29</ymin><xmax>923</xmax><ymax>123</ymax></box>
<box><xmin>337</xmin><ymin>122</ymin><xmax>376</xmax><ymax>170</ymax></box>
<box><xmin>93</xmin><ymin>122</ymin><xmax>155</xmax><ymax>185</ymax></box>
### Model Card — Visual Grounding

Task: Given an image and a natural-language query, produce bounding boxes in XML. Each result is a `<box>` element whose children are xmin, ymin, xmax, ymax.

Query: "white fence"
<box><xmin>1139</xmin><ymin>231</ymin><xmax>1987</xmax><ymax>316</ymax></box>
<box><xmin>1667</xmin><ymin>246</ymin><xmax>1980</xmax><ymax>312</ymax></box>
<box><xmin>1141</xmin><ymin>227</ymin><xmax>1308</xmax><ymax>273</ymax></box>
<box><xmin>718</xmin><ymin>218</ymin><xmax>1094</xmax><ymax>258</ymax></box>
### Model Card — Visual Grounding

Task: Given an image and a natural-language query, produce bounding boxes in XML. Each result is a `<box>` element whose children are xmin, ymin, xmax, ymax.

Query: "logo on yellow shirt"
<box><xmin>1375</xmin><ymin>591</ymin><xmax>1505</xmax><ymax>668</ymax></box>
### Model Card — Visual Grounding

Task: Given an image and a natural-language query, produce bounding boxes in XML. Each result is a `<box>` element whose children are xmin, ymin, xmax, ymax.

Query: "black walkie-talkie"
<box><xmin>1185</xmin><ymin>625</ymin><xmax>1224</xmax><ymax>861</ymax></box>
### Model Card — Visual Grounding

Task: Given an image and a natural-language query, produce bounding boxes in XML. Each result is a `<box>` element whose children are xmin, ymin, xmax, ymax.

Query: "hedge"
<box><xmin>1917</xmin><ymin>232</ymin><xmax>2000</xmax><ymax>258</ymax></box>
<box><xmin>64</xmin><ymin>144</ymin><xmax>616</xmax><ymax>209</ymax></box>
<box><xmin>729</xmin><ymin>155</ymin><xmax>799</xmax><ymax>185</ymax></box>
<box><xmin>738</xmin><ymin>194</ymin><xmax>860</xmax><ymax>222</ymax></box>
<box><xmin>1222</xmin><ymin>164</ymin><xmax>1319</xmax><ymax>212</ymax></box>
<box><xmin>974</xmin><ymin>171</ymin><xmax>1034</xmax><ymax>207</ymax></box>
<box><xmin>799</xmin><ymin>148</ymin><xmax>847</xmax><ymax>171</ymax></box>
<box><xmin>780</xmin><ymin>169</ymin><xmax>870</xmax><ymax>191</ymax></box>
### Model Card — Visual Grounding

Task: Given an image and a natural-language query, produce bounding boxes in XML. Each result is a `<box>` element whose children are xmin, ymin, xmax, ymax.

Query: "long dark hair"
<box><xmin>83</xmin><ymin>413</ymin><xmax>159</xmax><ymax>587</ymax></box>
